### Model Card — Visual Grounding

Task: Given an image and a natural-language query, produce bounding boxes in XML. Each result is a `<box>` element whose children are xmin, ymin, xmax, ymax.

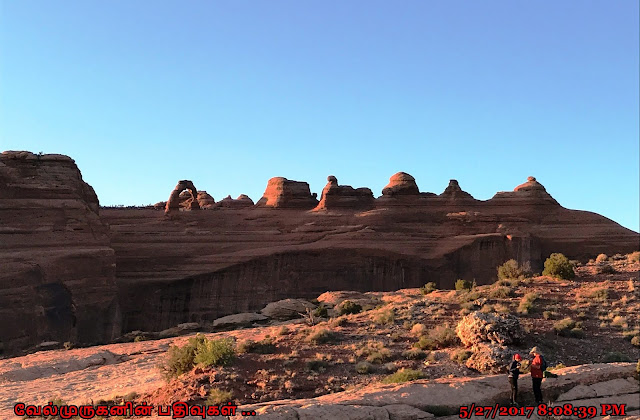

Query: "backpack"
<box><xmin>540</xmin><ymin>355</ymin><xmax>547</xmax><ymax>372</ymax></box>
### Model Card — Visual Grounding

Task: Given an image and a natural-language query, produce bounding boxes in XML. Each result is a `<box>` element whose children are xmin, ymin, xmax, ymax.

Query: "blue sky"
<box><xmin>1</xmin><ymin>1</ymin><xmax>638</xmax><ymax>231</ymax></box>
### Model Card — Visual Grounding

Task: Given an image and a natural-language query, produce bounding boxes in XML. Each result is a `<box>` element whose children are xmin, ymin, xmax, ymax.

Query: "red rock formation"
<box><xmin>2</xmin><ymin>153</ymin><xmax>638</xmax><ymax>347</ymax></box>
<box><xmin>255</xmin><ymin>177</ymin><xmax>318</xmax><ymax>209</ymax></box>
<box><xmin>0</xmin><ymin>151</ymin><xmax>121</xmax><ymax>354</ymax></box>
<box><xmin>314</xmin><ymin>175</ymin><xmax>375</xmax><ymax>211</ymax></box>
<box><xmin>196</xmin><ymin>191</ymin><xmax>215</xmax><ymax>209</ymax></box>
<box><xmin>439</xmin><ymin>179</ymin><xmax>475</xmax><ymax>201</ymax></box>
<box><xmin>382</xmin><ymin>172</ymin><xmax>420</xmax><ymax>196</ymax></box>
<box><xmin>165</xmin><ymin>180</ymin><xmax>200</xmax><ymax>214</ymax></box>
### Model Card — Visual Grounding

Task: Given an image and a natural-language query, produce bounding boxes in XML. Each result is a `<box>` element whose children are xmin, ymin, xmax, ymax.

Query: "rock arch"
<box><xmin>165</xmin><ymin>180</ymin><xmax>200</xmax><ymax>214</ymax></box>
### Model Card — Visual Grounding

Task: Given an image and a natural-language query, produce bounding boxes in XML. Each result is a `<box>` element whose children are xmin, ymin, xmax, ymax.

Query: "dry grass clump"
<box><xmin>306</xmin><ymin>328</ymin><xmax>339</xmax><ymax>344</ymax></box>
<box><xmin>596</xmin><ymin>253</ymin><xmax>608</xmax><ymax>263</ymax></box>
<box><xmin>206</xmin><ymin>388</ymin><xmax>233</xmax><ymax>405</ymax></box>
<box><xmin>517</xmin><ymin>292</ymin><xmax>538</xmax><ymax>314</ymax></box>
<box><xmin>354</xmin><ymin>340</ymin><xmax>392</xmax><ymax>364</ymax></box>
<box><xmin>628</xmin><ymin>251</ymin><xmax>640</xmax><ymax>264</ymax></box>
<box><xmin>372</xmin><ymin>308</ymin><xmax>395</xmax><ymax>325</ymax></box>
<box><xmin>410</xmin><ymin>323</ymin><xmax>427</xmax><ymax>336</ymax></box>
<box><xmin>450</xmin><ymin>349</ymin><xmax>472</xmax><ymax>364</ymax></box>
<box><xmin>553</xmin><ymin>318</ymin><xmax>585</xmax><ymax>338</ymax></box>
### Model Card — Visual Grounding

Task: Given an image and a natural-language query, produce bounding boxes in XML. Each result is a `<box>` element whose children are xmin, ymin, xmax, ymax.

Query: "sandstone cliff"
<box><xmin>0</xmin><ymin>151</ymin><xmax>121</xmax><ymax>355</ymax></box>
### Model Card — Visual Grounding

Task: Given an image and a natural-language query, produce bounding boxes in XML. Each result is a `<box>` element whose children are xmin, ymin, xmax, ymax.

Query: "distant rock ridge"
<box><xmin>314</xmin><ymin>175</ymin><xmax>375</xmax><ymax>211</ymax></box>
<box><xmin>216</xmin><ymin>194</ymin><xmax>254</xmax><ymax>208</ymax></box>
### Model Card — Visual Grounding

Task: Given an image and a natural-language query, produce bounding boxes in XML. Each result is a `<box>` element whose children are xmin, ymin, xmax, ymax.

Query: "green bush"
<box><xmin>313</xmin><ymin>305</ymin><xmax>329</xmax><ymax>318</ymax></box>
<box><xmin>401</xmin><ymin>349</ymin><xmax>427</xmax><ymax>360</ymax></box>
<box><xmin>542</xmin><ymin>253</ymin><xmax>575</xmax><ymax>280</ymax></box>
<box><xmin>497</xmin><ymin>260</ymin><xmax>529</xmax><ymax>280</ymax></box>
<box><xmin>162</xmin><ymin>335</ymin><xmax>236</xmax><ymax>379</ymax></box>
<box><xmin>421</xmin><ymin>282</ymin><xmax>437</xmax><ymax>294</ymax></box>
<box><xmin>206</xmin><ymin>388</ymin><xmax>233</xmax><ymax>405</ymax></box>
<box><xmin>193</xmin><ymin>337</ymin><xmax>236</xmax><ymax>367</ymax></box>
<box><xmin>338</xmin><ymin>300</ymin><xmax>362</xmax><ymax>315</ymax></box>
<box><xmin>355</xmin><ymin>361</ymin><xmax>375</xmax><ymax>374</ymax></box>
<box><xmin>602</xmin><ymin>352</ymin><xmax>632</xmax><ymax>363</ymax></box>
<box><xmin>455</xmin><ymin>279</ymin><xmax>473</xmax><ymax>291</ymax></box>
<box><xmin>237</xmin><ymin>338</ymin><xmax>276</xmax><ymax>354</ymax></box>
<box><xmin>382</xmin><ymin>368</ymin><xmax>426</xmax><ymax>384</ymax></box>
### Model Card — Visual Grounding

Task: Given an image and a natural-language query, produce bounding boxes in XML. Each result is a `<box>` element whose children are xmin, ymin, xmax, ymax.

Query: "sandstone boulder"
<box><xmin>261</xmin><ymin>299</ymin><xmax>316</xmax><ymax>320</ymax></box>
<box><xmin>456</xmin><ymin>312</ymin><xmax>524</xmax><ymax>347</ymax></box>
<box><xmin>212</xmin><ymin>312</ymin><xmax>268</xmax><ymax>328</ymax></box>
<box><xmin>382</xmin><ymin>172</ymin><xmax>420</xmax><ymax>196</ymax></box>
<box><xmin>315</xmin><ymin>175</ymin><xmax>375</xmax><ymax>211</ymax></box>
<box><xmin>317</xmin><ymin>291</ymin><xmax>381</xmax><ymax>310</ymax></box>
<box><xmin>256</xmin><ymin>177</ymin><xmax>318</xmax><ymax>209</ymax></box>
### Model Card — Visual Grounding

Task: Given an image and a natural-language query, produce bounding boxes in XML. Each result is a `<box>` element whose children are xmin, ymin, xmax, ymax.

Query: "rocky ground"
<box><xmin>1</xmin><ymin>258</ymin><xmax>638</xmax><ymax>419</ymax></box>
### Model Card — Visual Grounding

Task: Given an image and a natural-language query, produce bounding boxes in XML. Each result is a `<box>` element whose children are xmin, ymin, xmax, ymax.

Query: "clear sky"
<box><xmin>1</xmin><ymin>1</ymin><xmax>638</xmax><ymax>231</ymax></box>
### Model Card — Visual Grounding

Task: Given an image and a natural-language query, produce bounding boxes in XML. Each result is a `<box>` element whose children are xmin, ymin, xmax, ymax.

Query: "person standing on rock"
<box><xmin>529</xmin><ymin>347</ymin><xmax>545</xmax><ymax>404</ymax></box>
<box><xmin>507</xmin><ymin>353</ymin><xmax>522</xmax><ymax>406</ymax></box>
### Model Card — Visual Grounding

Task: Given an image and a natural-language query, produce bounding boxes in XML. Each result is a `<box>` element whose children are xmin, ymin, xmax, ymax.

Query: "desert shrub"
<box><xmin>628</xmin><ymin>251</ymin><xmax>640</xmax><ymax>264</ymax></box>
<box><xmin>543</xmin><ymin>311</ymin><xmax>554</xmax><ymax>320</ymax></box>
<box><xmin>489</xmin><ymin>286</ymin><xmax>513</xmax><ymax>299</ymax></box>
<box><xmin>382</xmin><ymin>368</ymin><xmax>426</xmax><ymax>384</ymax></box>
<box><xmin>306</xmin><ymin>328</ymin><xmax>338</xmax><ymax>344</ymax></box>
<box><xmin>237</xmin><ymin>338</ymin><xmax>276</xmax><ymax>354</ymax></box>
<box><xmin>611</xmin><ymin>316</ymin><xmax>628</xmax><ymax>330</ymax></box>
<box><xmin>450</xmin><ymin>349</ymin><xmax>472</xmax><ymax>364</ymax></box>
<box><xmin>193</xmin><ymin>337</ymin><xmax>236</xmax><ymax>367</ymax></box>
<box><xmin>421</xmin><ymin>282</ymin><xmax>437</xmax><ymax>294</ymax></box>
<box><xmin>355</xmin><ymin>361</ymin><xmax>375</xmax><ymax>374</ymax></box>
<box><xmin>597</xmin><ymin>264</ymin><xmax>617</xmax><ymax>274</ymax></box>
<box><xmin>305</xmin><ymin>359</ymin><xmax>329</xmax><ymax>372</ymax></box>
<box><xmin>497</xmin><ymin>260</ymin><xmax>529</xmax><ymax>280</ymax></box>
<box><xmin>313</xmin><ymin>305</ymin><xmax>329</xmax><ymax>318</ymax></box>
<box><xmin>63</xmin><ymin>341</ymin><xmax>75</xmax><ymax>350</ymax></box>
<box><xmin>542</xmin><ymin>253</ymin><xmax>575</xmax><ymax>280</ymax></box>
<box><xmin>494</xmin><ymin>303</ymin><xmax>511</xmax><ymax>314</ymax></box>
<box><xmin>596</xmin><ymin>253</ymin><xmax>608</xmax><ymax>263</ymax></box>
<box><xmin>517</xmin><ymin>292</ymin><xmax>539</xmax><ymax>315</ymax></box>
<box><xmin>414</xmin><ymin>326</ymin><xmax>457</xmax><ymax>350</ymax></box>
<box><xmin>631</xmin><ymin>336</ymin><xmax>640</xmax><ymax>347</ymax></box>
<box><xmin>373</xmin><ymin>308</ymin><xmax>395</xmax><ymax>325</ymax></box>
<box><xmin>355</xmin><ymin>340</ymin><xmax>392</xmax><ymax>364</ymax></box>
<box><xmin>401</xmin><ymin>349</ymin><xmax>427</xmax><ymax>360</ymax></box>
<box><xmin>455</xmin><ymin>279</ymin><xmax>473</xmax><ymax>291</ymax></box>
<box><xmin>134</xmin><ymin>335</ymin><xmax>147</xmax><ymax>342</ymax></box>
<box><xmin>553</xmin><ymin>318</ymin><xmax>584</xmax><ymax>338</ymax></box>
<box><xmin>602</xmin><ymin>352</ymin><xmax>633</xmax><ymax>363</ymax></box>
<box><xmin>206</xmin><ymin>388</ymin><xmax>233</xmax><ymax>405</ymax></box>
<box><xmin>338</xmin><ymin>300</ymin><xmax>362</xmax><ymax>315</ymax></box>
<box><xmin>162</xmin><ymin>336</ymin><xmax>201</xmax><ymax>379</ymax></box>
<box><xmin>480</xmin><ymin>304</ymin><xmax>494</xmax><ymax>313</ymax></box>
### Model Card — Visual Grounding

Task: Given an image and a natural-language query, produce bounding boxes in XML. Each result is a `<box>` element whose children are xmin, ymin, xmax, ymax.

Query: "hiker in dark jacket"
<box><xmin>507</xmin><ymin>353</ymin><xmax>522</xmax><ymax>405</ymax></box>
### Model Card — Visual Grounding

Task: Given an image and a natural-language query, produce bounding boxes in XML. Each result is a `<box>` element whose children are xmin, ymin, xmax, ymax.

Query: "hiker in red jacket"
<box><xmin>529</xmin><ymin>347</ymin><xmax>544</xmax><ymax>404</ymax></box>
